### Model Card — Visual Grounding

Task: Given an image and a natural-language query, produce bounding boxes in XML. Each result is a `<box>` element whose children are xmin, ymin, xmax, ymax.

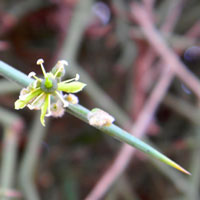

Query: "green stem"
<box><xmin>68</xmin><ymin>104</ymin><xmax>189</xmax><ymax>175</ymax></box>
<box><xmin>0</xmin><ymin>60</ymin><xmax>190</xmax><ymax>175</ymax></box>
<box><xmin>0</xmin><ymin>61</ymin><xmax>33</xmax><ymax>87</ymax></box>
<box><xmin>0</xmin><ymin>127</ymin><xmax>19</xmax><ymax>200</ymax></box>
<box><xmin>0</xmin><ymin>107</ymin><xmax>23</xmax><ymax>199</ymax></box>
<box><xmin>19</xmin><ymin>112</ymin><xmax>48</xmax><ymax>200</ymax></box>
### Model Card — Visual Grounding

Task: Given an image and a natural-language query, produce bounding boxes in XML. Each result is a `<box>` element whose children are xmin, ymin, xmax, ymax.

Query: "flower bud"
<box><xmin>51</xmin><ymin>60</ymin><xmax>68</xmax><ymax>78</ymax></box>
<box><xmin>87</xmin><ymin>108</ymin><xmax>115</xmax><ymax>127</ymax></box>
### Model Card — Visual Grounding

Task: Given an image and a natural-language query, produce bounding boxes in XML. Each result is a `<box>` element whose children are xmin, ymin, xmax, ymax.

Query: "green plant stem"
<box><xmin>19</xmin><ymin>112</ymin><xmax>49</xmax><ymax>200</ymax></box>
<box><xmin>60</xmin><ymin>0</ymin><xmax>93</xmax><ymax>63</ymax></box>
<box><xmin>0</xmin><ymin>61</ymin><xmax>32</xmax><ymax>87</ymax></box>
<box><xmin>0</xmin><ymin>127</ymin><xmax>18</xmax><ymax>200</ymax></box>
<box><xmin>0</xmin><ymin>60</ymin><xmax>190</xmax><ymax>175</ymax></box>
<box><xmin>0</xmin><ymin>107</ymin><xmax>23</xmax><ymax>199</ymax></box>
<box><xmin>0</xmin><ymin>107</ymin><xmax>23</xmax><ymax>126</ymax></box>
<box><xmin>68</xmin><ymin>104</ymin><xmax>189</xmax><ymax>174</ymax></box>
<box><xmin>145</xmin><ymin>138</ymin><xmax>189</xmax><ymax>193</ymax></box>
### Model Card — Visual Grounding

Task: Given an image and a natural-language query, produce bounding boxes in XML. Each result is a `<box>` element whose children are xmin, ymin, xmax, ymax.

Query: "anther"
<box><xmin>37</xmin><ymin>58</ymin><xmax>44</xmax><ymax>65</ymax></box>
<box><xmin>36</xmin><ymin>58</ymin><xmax>47</xmax><ymax>77</ymax></box>
<box><xmin>58</xmin><ymin>60</ymin><xmax>68</xmax><ymax>66</ymax></box>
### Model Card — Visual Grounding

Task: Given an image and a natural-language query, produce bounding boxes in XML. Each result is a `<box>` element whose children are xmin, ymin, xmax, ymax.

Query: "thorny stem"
<box><xmin>0</xmin><ymin>61</ymin><xmax>33</xmax><ymax>87</ymax></box>
<box><xmin>0</xmin><ymin>60</ymin><xmax>190</xmax><ymax>176</ymax></box>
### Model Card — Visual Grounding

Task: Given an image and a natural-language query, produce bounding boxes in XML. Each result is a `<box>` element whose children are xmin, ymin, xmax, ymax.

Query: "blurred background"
<box><xmin>0</xmin><ymin>0</ymin><xmax>200</xmax><ymax>199</ymax></box>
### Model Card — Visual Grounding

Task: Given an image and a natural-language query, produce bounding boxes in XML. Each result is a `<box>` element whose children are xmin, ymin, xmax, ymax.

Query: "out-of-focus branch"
<box><xmin>19</xmin><ymin>112</ymin><xmax>49</xmax><ymax>200</ymax></box>
<box><xmin>130</xmin><ymin>27</ymin><xmax>198</xmax><ymax>50</ymax></box>
<box><xmin>60</xmin><ymin>0</ymin><xmax>93</xmax><ymax>63</ymax></box>
<box><xmin>0</xmin><ymin>107</ymin><xmax>23</xmax><ymax>199</ymax></box>
<box><xmin>163</xmin><ymin>94</ymin><xmax>200</xmax><ymax>125</ymax></box>
<box><xmin>160</xmin><ymin>0</ymin><xmax>186</xmax><ymax>32</ymax></box>
<box><xmin>131</xmin><ymin>2</ymin><xmax>200</xmax><ymax>99</ymax></box>
<box><xmin>6</xmin><ymin>0</ymin><xmax>41</xmax><ymax>19</ymax></box>
<box><xmin>0</xmin><ymin>80</ymin><xmax>21</xmax><ymax>94</ymax></box>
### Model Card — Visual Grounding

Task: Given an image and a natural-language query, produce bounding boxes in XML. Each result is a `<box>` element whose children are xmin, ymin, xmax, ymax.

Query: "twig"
<box><xmin>159</xmin><ymin>0</ymin><xmax>186</xmax><ymax>32</ymax></box>
<box><xmin>163</xmin><ymin>94</ymin><xmax>200</xmax><ymax>125</ymax></box>
<box><xmin>131</xmin><ymin>2</ymin><xmax>200</xmax><ymax>99</ymax></box>
<box><xmin>185</xmin><ymin>20</ymin><xmax>200</xmax><ymax>38</ymax></box>
<box><xmin>132</xmin><ymin>0</ymin><xmax>184</xmax><ymax>120</ymax></box>
<box><xmin>0</xmin><ymin>107</ymin><xmax>23</xmax><ymax>199</ymax></box>
<box><xmin>130</xmin><ymin>27</ymin><xmax>198</xmax><ymax>50</ymax></box>
<box><xmin>59</xmin><ymin>0</ymin><xmax>94</xmax><ymax>63</ymax></box>
<box><xmin>0</xmin><ymin>60</ymin><xmax>31</xmax><ymax>87</ymax></box>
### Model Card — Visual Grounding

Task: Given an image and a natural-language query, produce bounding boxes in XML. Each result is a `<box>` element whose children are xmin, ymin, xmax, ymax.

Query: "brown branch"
<box><xmin>160</xmin><ymin>0</ymin><xmax>186</xmax><ymax>32</ymax></box>
<box><xmin>131</xmin><ymin>2</ymin><xmax>200</xmax><ymax>99</ymax></box>
<box><xmin>130</xmin><ymin>27</ymin><xmax>197</xmax><ymax>50</ymax></box>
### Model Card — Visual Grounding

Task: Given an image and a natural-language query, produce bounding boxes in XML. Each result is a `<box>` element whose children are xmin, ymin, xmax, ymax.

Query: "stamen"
<box><xmin>75</xmin><ymin>74</ymin><xmax>80</xmax><ymax>81</ymax></box>
<box><xmin>28</xmin><ymin>72</ymin><xmax>41</xmax><ymax>81</ymax></box>
<box><xmin>28</xmin><ymin>92</ymin><xmax>45</xmax><ymax>110</ymax></box>
<box><xmin>58</xmin><ymin>60</ymin><xmax>68</xmax><ymax>66</ymax></box>
<box><xmin>55</xmin><ymin>91</ymin><xmax>69</xmax><ymax>107</ymax></box>
<box><xmin>61</xmin><ymin>74</ymin><xmax>80</xmax><ymax>83</ymax></box>
<box><xmin>32</xmin><ymin>79</ymin><xmax>41</xmax><ymax>88</ymax></box>
<box><xmin>28</xmin><ymin>72</ymin><xmax>36</xmax><ymax>78</ymax></box>
<box><xmin>36</xmin><ymin>58</ymin><xmax>47</xmax><ymax>78</ymax></box>
<box><xmin>54</xmin><ymin>65</ymin><xmax>64</xmax><ymax>78</ymax></box>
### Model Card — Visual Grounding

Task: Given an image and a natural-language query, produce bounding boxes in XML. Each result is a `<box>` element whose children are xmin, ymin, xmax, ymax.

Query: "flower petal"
<box><xmin>27</xmin><ymin>92</ymin><xmax>46</xmax><ymax>110</ymax></box>
<box><xmin>51</xmin><ymin>60</ymin><xmax>67</xmax><ymax>78</ymax></box>
<box><xmin>50</xmin><ymin>99</ymin><xmax>65</xmax><ymax>117</ymax></box>
<box><xmin>55</xmin><ymin>91</ymin><xmax>69</xmax><ymax>107</ymax></box>
<box><xmin>15</xmin><ymin>99</ymin><xmax>27</xmax><ymax>109</ymax></box>
<box><xmin>40</xmin><ymin>94</ymin><xmax>50</xmax><ymax>126</ymax></box>
<box><xmin>58</xmin><ymin>81</ymin><xmax>86</xmax><ymax>93</ymax></box>
<box><xmin>15</xmin><ymin>89</ymin><xmax>42</xmax><ymax>110</ymax></box>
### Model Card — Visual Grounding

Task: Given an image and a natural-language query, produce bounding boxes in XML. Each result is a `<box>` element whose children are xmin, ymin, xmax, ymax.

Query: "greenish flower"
<box><xmin>15</xmin><ymin>59</ymin><xmax>86</xmax><ymax>126</ymax></box>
